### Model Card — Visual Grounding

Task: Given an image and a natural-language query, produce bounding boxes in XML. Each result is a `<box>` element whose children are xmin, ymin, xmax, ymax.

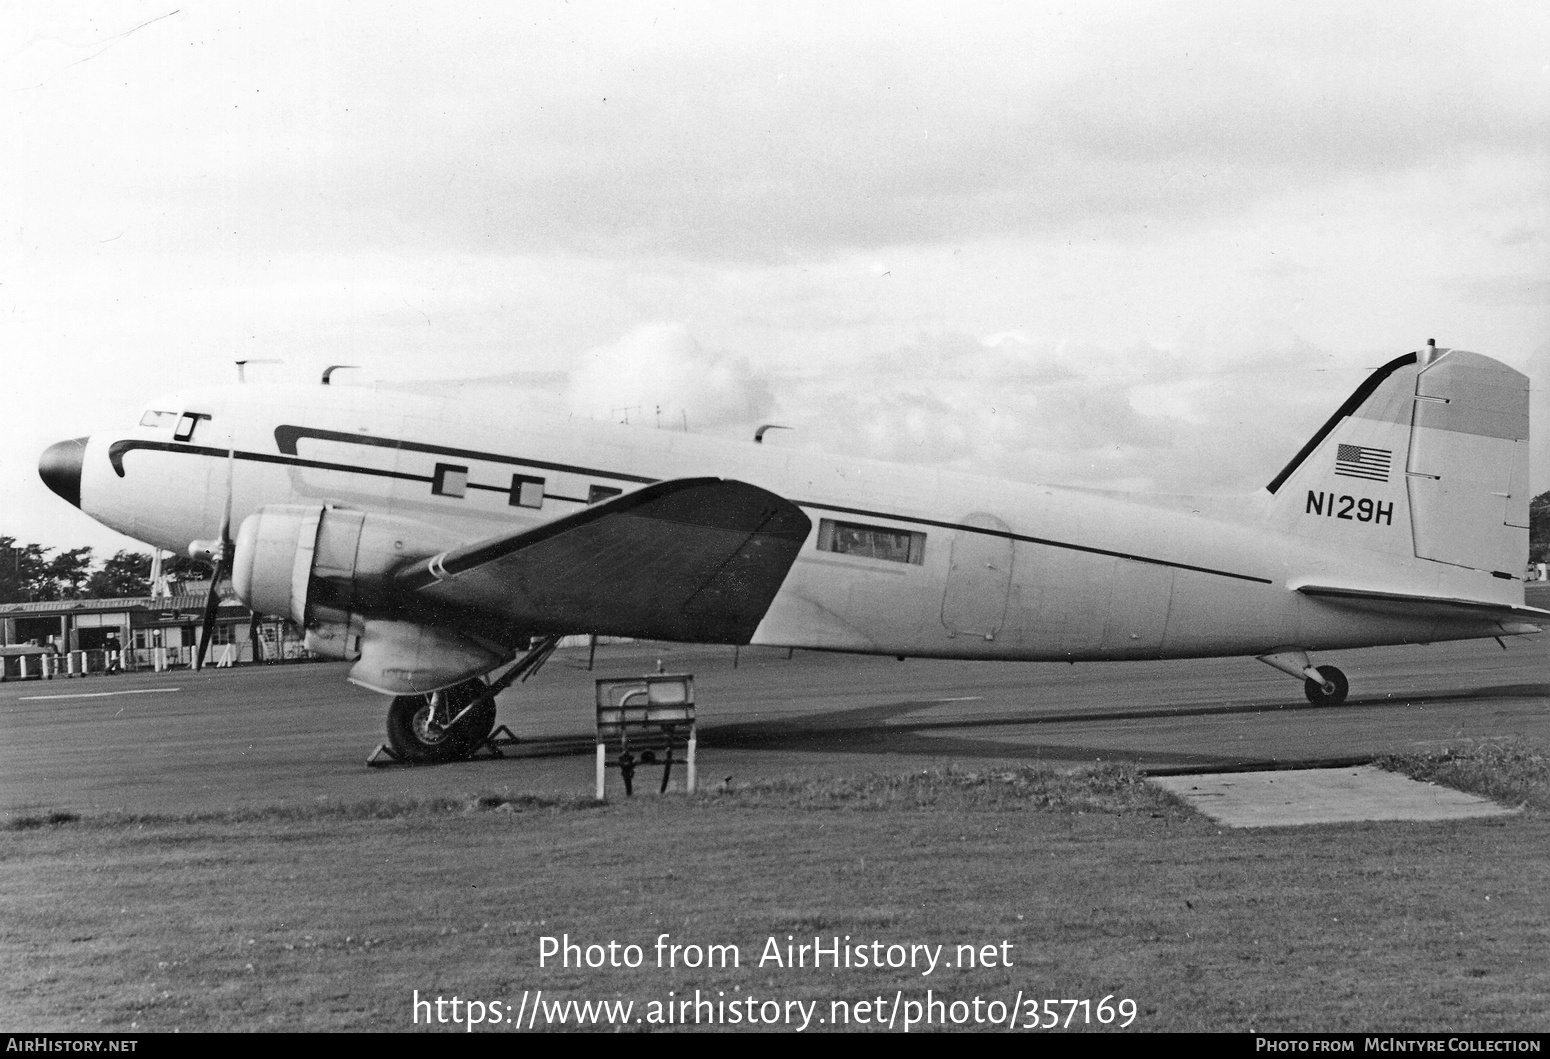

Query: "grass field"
<box><xmin>3</xmin><ymin>744</ymin><xmax>1547</xmax><ymax>1033</ymax></box>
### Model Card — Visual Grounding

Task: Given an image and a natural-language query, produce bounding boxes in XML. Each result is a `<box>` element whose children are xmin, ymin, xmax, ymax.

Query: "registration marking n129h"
<box><xmin>1305</xmin><ymin>491</ymin><xmax>1394</xmax><ymax>525</ymax></box>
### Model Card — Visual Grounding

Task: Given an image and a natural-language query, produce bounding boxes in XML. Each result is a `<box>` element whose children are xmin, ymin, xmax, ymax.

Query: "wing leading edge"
<box><xmin>396</xmin><ymin>477</ymin><xmax>813</xmax><ymax>644</ymax></box>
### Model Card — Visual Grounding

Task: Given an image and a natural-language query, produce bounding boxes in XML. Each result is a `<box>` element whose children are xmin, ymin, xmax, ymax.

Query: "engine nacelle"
<box><xmin>303</xmin><ymin>620</ymin><xmax>363</xmax><ymax>662</ymax></box>
<box><xmin>347</xmin><ymin>619</ymin><xmax>510</xmax><ymax>696</ymax></box>
<box><xmin>232</xmin><ymin>504</ymin><xmax>463</xmax><ymax>660</ymax></box>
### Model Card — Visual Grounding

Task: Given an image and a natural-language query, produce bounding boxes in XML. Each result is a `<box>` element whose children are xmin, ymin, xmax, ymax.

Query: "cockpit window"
<box><xmin>173</xmin><ymin>413</ymin><xmax>211</xmax><ymax>442</ymax></box>
<box><xmin>140</xmin><ymin>410</ymin><xmax>178</xmax><ymax>430</ymax></box>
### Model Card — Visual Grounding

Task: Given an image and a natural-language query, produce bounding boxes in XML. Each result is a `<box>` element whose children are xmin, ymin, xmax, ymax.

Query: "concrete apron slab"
<box><xmin>1150</xmin><ymin>766</ymin><xmax>1517</xmax><ymax>828</ymax></box>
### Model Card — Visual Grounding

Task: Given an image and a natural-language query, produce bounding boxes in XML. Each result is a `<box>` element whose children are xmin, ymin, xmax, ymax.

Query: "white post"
<box><xmin>154</xmin><ymin>647</ymin><xmax>167</xmax><ymax>673</ymax></box>
<box><xmin>19</xmin><ymin>655</ymin><xmax>29</xmax><ymax>680</ymax></box>
<box><xmin>595</xmin><ymin>743</ymin><xmax>607</xmax><ymax>801</ymax></box>
<box><xmin>42</xmin><ymin>654</ymin><xmax>53</xmax><ymax>679</ymax></box>
<box><xmin>686</xmin><ymin>731</ymin><xmax>697</xmax><ymax>794</ymax></box>
<box><xmin>67</xmin><ymin>651</ymin><xmax>79</xmax><ymax>678</ymax></box>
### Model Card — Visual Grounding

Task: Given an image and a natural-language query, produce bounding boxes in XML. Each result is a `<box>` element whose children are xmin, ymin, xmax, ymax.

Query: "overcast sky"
<box><xmin>4</xmin><ymin>1</ymin><xmax>1547</xmax><ymax>557</ymax></box>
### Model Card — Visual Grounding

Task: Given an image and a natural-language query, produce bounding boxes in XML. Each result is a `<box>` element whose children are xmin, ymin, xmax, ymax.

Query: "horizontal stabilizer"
<box><xmin>1295</xmin><ymin>583</ymin><xmax>1550</xmax><ymax>630</ymax></box>
<box><xmin>396</xmin><ymin>477</ymin><xmax>812</xmax><ymax>644</ymax></box>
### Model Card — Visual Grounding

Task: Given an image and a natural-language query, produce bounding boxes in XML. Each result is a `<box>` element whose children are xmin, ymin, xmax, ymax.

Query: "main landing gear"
<box><xmin>381</xmin><ymin>635</ymin><xmax>562</xmax><ymax>765</ymax></box>
<box><xmin>1257</xmin><ymin>649</ymin><xmax>1349</xmax><ymax>708</ymax></box>
<box><xmin>385</xmin><ymin>679</ymin><xmax>496</xmax><ymax>764</ymax></box>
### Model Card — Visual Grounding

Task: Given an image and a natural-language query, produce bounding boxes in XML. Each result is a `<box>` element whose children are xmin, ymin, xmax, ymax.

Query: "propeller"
<box><xmin>189</xmin><ymin>439</ymin><xmax>236</xmax><ymax>671</ymax></box>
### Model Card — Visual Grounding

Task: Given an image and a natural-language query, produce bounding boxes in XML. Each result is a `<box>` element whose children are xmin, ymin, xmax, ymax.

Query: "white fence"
<box><xmin>1</xmin><ymin>640</ymin><xmax>314</xmax><ymax>679</ymax></box>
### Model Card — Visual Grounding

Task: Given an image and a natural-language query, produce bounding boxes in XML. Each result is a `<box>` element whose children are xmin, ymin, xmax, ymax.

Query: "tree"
<box><xmin>45</xmin><ymin>547</ymin><xmax>94</xmax><ymax>600</ymax></box>
<box><xmin>161</xmin><ymin>553</ymin><xmax>209</xmax><ymax>580</ymax></box>
<box><xmin>84</xmin><ymin>550</ymin><xmax>153</xmax><ymax>599</ymax></box>
<box><xmin>0</xmin><ymin>537</ymin><xmax>57</xmax><ymax>603</ymax></box>
<box><xmin>1531</xmin><ymin>490</ymin><xmax>1550</xmax><ymax>565</ymax></box>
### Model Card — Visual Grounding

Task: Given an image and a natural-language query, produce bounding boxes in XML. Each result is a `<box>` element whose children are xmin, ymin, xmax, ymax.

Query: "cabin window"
<box><xmin>432</xmin><ymin>463</ymin><xmax>468</xmax><ymax>498</ymax></box>
<box><xmin>140</xmin><ymin>410</ymin><xmax>178</xmax><ymax>430</ymax></box>
<box><xmin>816</xmin><ymin>518</ymin><xmax>926</xmax><ymax>565</ymax></box>
<box><xmin>509</xmin><ymin>474</ymin><xmax>545</xmax><ymax>508</ymax></box>
<box><xmin>173</xmin><ymin>412</ymin><xmax>211</xmax><ymax>442</ymax></box>
<box><xmin>588</xmin><ymin>485</ymin><xmax>623</xmax><ymax>505</ymax></box>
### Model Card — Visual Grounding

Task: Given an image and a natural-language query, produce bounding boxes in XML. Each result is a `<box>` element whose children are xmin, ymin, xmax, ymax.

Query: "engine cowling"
<box><xmin>231</xmin><ymin>505</ymin><xmax>501</xmax><ymax>685</ymax></box>
<box><xmin>234</xmin><ymin>504</ymin><xmax>446</xmax><ymax>639</ymax></box>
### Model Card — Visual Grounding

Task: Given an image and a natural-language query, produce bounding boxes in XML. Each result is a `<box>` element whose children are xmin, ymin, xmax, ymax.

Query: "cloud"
<box><xmin>11</xmin><ymin>4</ymin><xmax>1547</xmax><ymax>262</ymax></box>
<box><xmin>563</xmin><ymin>323</ymin><xmax>775</xmax><ymax>431</ymax></box>
<box><xmin>762</xmin><ymin>328</ymin><xmax>1353</xmax><ymax>493</ymax></box>
<box><xmin>1457</xmin><ymin>278</ymin><xmax>1550</xmax><ymax>307</ymax></box>
<box><xmin>6</xmin><ymin>3</ymin><xmax>1546</xmax><ymax>555</ymax></box>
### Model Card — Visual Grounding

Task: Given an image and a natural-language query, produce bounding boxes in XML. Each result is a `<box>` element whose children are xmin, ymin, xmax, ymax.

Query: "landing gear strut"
<box><xmin>1257</xmin><ymin>649</ymin><xmax>1349</xmax><ymax>708</ymax></box>
<box><xmin>381</xmin><ymin>635</ymin><xmax>563</xmax><ymax>765</ymax></box>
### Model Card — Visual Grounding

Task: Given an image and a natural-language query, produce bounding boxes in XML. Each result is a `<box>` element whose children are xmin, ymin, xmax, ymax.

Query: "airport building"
<box><xmin>0</xmin><ymin>589</ymin><xmax>304</xmax><ymax>676</ymax></box>
<box><xmin>0</xmin><ymin>578</ymin><xmax>618</xmax><ymax>678</ymax></box>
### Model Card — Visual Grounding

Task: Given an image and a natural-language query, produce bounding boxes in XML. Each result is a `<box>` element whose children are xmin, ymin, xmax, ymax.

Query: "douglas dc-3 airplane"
<box><xmin>38</xmin><ymin>341</ymin><xmax>1545</xmax><ymax>763</ymax></box>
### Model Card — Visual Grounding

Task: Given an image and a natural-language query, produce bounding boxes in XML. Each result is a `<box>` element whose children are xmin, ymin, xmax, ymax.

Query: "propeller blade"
<box><xmin>195</xmin><ymin>435</ymin><xmax>238</xmax><ymax>671</ymax></box>
<box><xmin>218</xmin><ymin>439</ymin><xmax>235</xmax><ymax>542</ymax></box>
<box><xmin>193</xmin><ymin>565</ymin><xmax>223</xmax><ymax>671</ymax></box>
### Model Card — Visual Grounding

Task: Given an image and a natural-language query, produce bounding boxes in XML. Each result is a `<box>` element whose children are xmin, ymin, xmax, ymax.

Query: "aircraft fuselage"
<box><xmin>63</xmin><ymin>381</ymin><xmax>1523</xmax><ymax>663</ymax></box>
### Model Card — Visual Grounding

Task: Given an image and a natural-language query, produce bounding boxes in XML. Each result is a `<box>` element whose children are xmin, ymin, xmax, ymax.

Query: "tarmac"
<box><xmin>2</xmin><ymin>621</ymin><xmax>1546</xmax><ymax>822</ymax></box>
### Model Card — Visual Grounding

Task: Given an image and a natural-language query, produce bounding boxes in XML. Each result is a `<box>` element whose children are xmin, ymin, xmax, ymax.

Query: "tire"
<box><xmin>1303</xmin><ymin>665</ymin><xmax>1349</xmax><ymax>708</ymax></box>
<box><xmin>385</xmin><ymin>678</ymin><xmax>494</xmax><ymax>764</ymax></box>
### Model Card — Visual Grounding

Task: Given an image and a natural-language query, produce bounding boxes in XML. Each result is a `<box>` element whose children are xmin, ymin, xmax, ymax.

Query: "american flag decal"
<box><xmin>1335</xmin><ymin>443</ymin><xmax>1391</xmax><ymax>482</ymax></box>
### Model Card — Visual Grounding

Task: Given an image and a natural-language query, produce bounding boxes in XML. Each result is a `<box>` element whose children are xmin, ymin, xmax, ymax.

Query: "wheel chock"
<box><xmin>468</xmin><ymin>725</ymin><xmax>521</xmax><ymax>759</ymax></box>
<box><xmin>366</xmin><ymin>744</ymin><xmax>402</xmax><ymax>767</ymax></box>
<box><xmin>369</xmin><ymin>725</ymin><xmax>520</xmax><ymax>767</ymax></box>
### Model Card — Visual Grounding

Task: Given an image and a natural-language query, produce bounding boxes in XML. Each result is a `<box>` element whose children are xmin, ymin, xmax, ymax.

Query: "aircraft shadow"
<box><xmin>499</xmin><ymin>681</ymin><xmax>1548</xmax><ymax>770</ymax></box>
<box><xmin>694</xmin><ymin>680</ymin><xmax>1550</xmax><ymax>768</ymax></box>
<box><xmin>695</xmin><ymin>696</ymin><xmax>1277</xmax><ymax>767</ymax></box>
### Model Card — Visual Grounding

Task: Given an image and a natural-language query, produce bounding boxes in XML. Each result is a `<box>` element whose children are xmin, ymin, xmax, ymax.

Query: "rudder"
<box><xmin>1406</xmin><ymin>349</ymin><xmax>1529</xmax><ymax>576</ymax></box>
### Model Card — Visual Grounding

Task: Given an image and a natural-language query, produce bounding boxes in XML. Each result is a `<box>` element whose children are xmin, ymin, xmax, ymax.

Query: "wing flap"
<box><xmin>397</xmin><ymin>478</ymin><xmax>812</xmax><ymax>644</ymax></box>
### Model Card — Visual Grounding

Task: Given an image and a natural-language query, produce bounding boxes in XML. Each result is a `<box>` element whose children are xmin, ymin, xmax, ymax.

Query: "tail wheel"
<box><xmin>1303</xmin><ymin>665</ymin><xmax>1349</xmax><ymax>708</ymax></box>
<box><xmin>385</xmin><ymin>678</ymin><xmax>497</xmax><ymax>764</ymax></box>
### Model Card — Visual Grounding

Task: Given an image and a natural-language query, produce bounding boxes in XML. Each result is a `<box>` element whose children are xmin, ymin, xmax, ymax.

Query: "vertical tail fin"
<box><xmin>1265</xmin><ymin>345</ymin><xmax>1530</xmax><ymax>579</ymax></box>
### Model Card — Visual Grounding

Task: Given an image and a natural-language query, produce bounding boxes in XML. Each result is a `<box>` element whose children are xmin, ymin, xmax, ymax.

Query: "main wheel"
<box><xmin>385</xmin><ymin>678</ymin><xmax>495</xmax><ymax>764</ymax></box>
<box><xmin>1303</xmin><ymin>665</ymin><xmax>1349</xmax><ymax>707</ymax></box>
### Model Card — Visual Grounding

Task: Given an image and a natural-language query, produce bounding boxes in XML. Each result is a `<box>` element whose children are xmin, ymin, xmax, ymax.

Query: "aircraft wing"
<box><xmin>394</xmin><ymin>477</ymin><xmax>812</xmax><ymax>644</ymax></box>
<box><xmin>1294</xmin><ymin>583</ymin><xmax>1550</xmax><ymax>630</ymax></box>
